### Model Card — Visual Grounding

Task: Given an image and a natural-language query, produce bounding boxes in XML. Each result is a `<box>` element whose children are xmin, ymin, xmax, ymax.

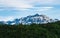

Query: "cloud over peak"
<box><xmin>0</xmin><ymin>0</ymin><xmax>33</xmax><ymax>9</ymax></box>
<box><xmin>0</xmin><ymin>0</ymin><xmax>60</xmax><ymax>11</ymax></box>
<box><xmin>0</xmin><ymin>0</ymin><xmax>60</xmax><ymax>21</ymax></box>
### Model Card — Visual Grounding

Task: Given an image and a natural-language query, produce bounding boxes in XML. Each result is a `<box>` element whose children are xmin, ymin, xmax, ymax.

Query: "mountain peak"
<box><xmin>40</xmin><ymin>14</ymin><xmax>46</xmax><ymax>16</ymax></box>
<box><xmin>1</xmin><ymin>14</ymin><xmax>59</xmax><ymax>25</ymax></box>
<box><xmin>34</xmin><ymin>13</ymin><xmax>40</xmax><ymax>16</ymax></box>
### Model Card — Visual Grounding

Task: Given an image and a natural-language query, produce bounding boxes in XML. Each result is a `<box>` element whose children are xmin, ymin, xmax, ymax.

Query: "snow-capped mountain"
<box><xmin>19</xmin><ymin>14</ymin><xmax>55</xmax><ymax>24</ymax></box>
<box><xmin>0</xmin><ymin>14</ymin><xmax>59</xmax><ymax>25</ymax></box>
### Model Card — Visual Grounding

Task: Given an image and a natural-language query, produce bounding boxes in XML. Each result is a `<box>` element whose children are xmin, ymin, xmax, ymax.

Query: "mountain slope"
<box><xmin>1</xmin><ymin>14</ymin><xmax>59</xmax><ymax>25</ymax></box>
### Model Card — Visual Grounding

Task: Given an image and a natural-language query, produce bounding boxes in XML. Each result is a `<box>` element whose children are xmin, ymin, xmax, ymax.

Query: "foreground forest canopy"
<box><xmin>0</xmin><ymin>21</ymin><xmax>60</xmax><ymax>38</ymax></box>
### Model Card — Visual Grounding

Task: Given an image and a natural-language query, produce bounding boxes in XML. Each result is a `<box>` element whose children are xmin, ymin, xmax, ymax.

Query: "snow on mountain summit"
<box><xmin>0</xmin><ymin>14</ymin><xmax>59</xmax><ymax>25</ymax></box>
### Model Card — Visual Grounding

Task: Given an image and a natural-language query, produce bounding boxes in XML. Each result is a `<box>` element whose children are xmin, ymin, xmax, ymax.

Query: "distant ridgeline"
<box><xmin>0</xmin><ymin>14</ymin><xmax>59</xmax><ymax>25</ymax></box>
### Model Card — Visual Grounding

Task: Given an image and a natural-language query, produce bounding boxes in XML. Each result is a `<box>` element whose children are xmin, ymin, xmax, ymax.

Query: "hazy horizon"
<box><xmin>0</xmin><ymin>0</ymin><xmax>60</xmax><ymax>21</ymax></box>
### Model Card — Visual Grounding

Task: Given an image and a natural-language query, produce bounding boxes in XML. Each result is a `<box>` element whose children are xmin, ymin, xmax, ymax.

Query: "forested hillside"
<box><xmin>0</xmin><ymin>21</ymin><xmax>60</xmax><ymax>38</ymax></box>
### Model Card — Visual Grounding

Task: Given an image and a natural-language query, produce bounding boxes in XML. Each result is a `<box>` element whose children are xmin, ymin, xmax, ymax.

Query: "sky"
<box><xmin>0</xmin><ymin>0</ymin><xmax>60</xmax><ymax>21</ymax></box>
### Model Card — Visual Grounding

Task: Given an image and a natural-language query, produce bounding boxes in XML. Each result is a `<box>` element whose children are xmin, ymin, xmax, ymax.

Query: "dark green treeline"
<box><xmin>0</xmin><ymin>21</ymin><xmax>60</xmax><ymax>38</ymax></box>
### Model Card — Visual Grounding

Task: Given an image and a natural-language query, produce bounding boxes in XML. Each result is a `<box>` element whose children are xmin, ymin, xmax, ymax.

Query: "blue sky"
<box><xmin>0</xmin><ymin>0</ymin><xmax>60</xmax><ymax>21</ymax></box>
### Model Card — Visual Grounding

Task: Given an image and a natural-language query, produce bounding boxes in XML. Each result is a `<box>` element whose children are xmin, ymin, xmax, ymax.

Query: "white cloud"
<box><xmin>37</xmin><ymin>7</ymin><xmax>53</xmax><ymax>11</ymax></box>
<box><xmin>0</xmin><ymin>0</ymin><xmax>59</xmax><ymax>21</ymax></box>
<box><xmin>0</xmin><ymin>16</ymin><xmax>14</xmax><ymax>21</ymax></box>
<box><xmin>0</xmin><ymin>0</ymin><xmax>33</xmax><ymax>10</ymax></box>
<box><xmin>25</xmin><ymin>0</ymin><xmax>53</xmax><ymax>3</ymax></box>
<box><xmin>25</xmin><ymin>0</ymin><xmax>60</xmax><ymax>4</ymax></box>
<box><xmin>0</xmin><ymin>0</ymin><xmax>59</xmax><ymax>11</ymax></box>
